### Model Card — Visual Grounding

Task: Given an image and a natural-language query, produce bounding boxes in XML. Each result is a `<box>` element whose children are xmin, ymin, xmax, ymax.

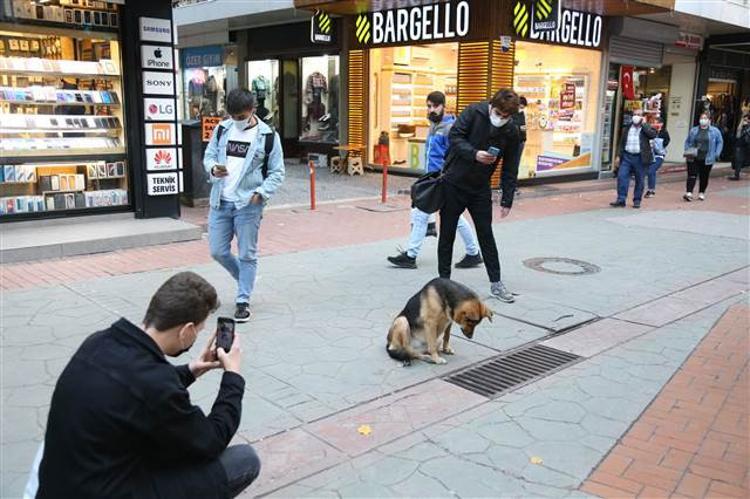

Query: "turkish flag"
<box><xmin>621</xmin><ymin>65</ymin><xmax>635</xmax><ymax>100</ymax></box>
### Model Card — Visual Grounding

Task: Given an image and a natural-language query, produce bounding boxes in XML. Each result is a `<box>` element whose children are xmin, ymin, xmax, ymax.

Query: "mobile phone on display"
<box><xmin>487</xmin><ymin>146</ymin><xmax>501</xmax><ymax>157</ymax></box>
<box><xmin>216</xmin><ymin>317</ymin><xmax>235</xmax><ymax>353</ymax></box>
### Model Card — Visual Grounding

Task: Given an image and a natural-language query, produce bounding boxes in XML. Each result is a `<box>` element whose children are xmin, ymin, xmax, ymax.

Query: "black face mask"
<box><xmin>428</xmin><ymin>111</ymin><xmax>443</xmax><ymax>123</ymax></box>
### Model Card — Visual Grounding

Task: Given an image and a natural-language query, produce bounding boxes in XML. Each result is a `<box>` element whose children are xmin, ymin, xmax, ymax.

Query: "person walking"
<box><xmin>728</xmin><ymin>113</ymin><xmax>750</xmax><ymax>181</ymax></box>
<box><xmin>644</xmin><ymin>116</ymin><xmax>671</xmax><ymax>198</ymax></box>
<box><xmin>683</xmin><ymin>113</ymin><xmax>723</xmax><ymax>201</ymax></box>
<box><xmin>204</xmin><ymin>88</ymin><xmax>285</xmax><ymax>322</ymax></box>
<box><xmin>610</xmin><ymin>109</ymin><xmax>657</xmax><ymax>209</ymax></box>
<box><xmin>438</xmin><ymin>88</ymin><xmax>522</xmax><ymax>303</ymax></box>
<box><xmin>388</xmin><ymin>91</ymin><xmax>482</xmax><ymax>270</ymax></box>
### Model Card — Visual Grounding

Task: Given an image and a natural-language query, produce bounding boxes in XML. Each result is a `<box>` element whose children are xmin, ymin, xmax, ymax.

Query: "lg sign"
<box><xmin>144</xmin><ymin>98</ymin><xmax>176</xmax><ymax>120</ymax></box>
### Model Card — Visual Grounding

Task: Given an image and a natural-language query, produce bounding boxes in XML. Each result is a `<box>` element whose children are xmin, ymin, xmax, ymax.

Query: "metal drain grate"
<box><xmin>444</xmin><ymin>344</ymin><xmax>581</xmax><ymax>398</ymax></box>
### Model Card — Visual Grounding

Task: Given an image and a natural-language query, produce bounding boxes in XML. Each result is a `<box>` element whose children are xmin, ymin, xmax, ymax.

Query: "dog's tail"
<box><xmin>387</xmin><ymin>316</ymin><xmax>413</xmax><ymax>365</ymax></box>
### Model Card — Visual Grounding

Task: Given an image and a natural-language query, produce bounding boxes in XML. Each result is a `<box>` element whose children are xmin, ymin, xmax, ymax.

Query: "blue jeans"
<box><xmin>407</xmin><ymin>208</ymin><xmax>479</xmax><ymax>259</ymax></box>
<box><xmin>209</xmin><ymin>201</ymin><xmax>263</xmax><ymax>304</ymax></box>
<box><xmin>617</xmin><ymin>152</ymin><xmax>645</xmax><ymax>203</ymax></box>
<box><xmin>646</xmin><ymin>157</ymin><xmax>664</xmax><ymax>191</ymax></box>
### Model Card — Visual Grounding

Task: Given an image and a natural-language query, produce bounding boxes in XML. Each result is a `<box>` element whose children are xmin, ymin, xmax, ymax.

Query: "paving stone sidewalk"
<box><xmin>1</xmin><ymin>179</ymin><xmax>748</xmax><ymax>498</ymax></box>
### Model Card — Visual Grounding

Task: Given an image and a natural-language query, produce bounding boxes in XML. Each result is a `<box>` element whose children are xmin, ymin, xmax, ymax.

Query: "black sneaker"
<box><xmin>633</xmin><ymin>203</ymin><xmax>641</xmax><ymax>209</ymax></box>
<box><xmin>426</xmin><ymin>222</ymin><xmax>437</xmax><ymax>238</ymax></box>
<box><xmin>609</xmin><ymin>201</ymin><xmax>626</xmax><ymax>207</ymax></box>
<box><xmin>728</xmin><ymin>175</ymin><xmax>740</xmax><ymax>181</ymax></box>
<box><xmin>455</xmin><ymin>253</ymin><xmax>483</xmax><ymax>269</ymax></box>
<box><xmin>234</xmin><ymin>303</ymin><xmax>251</xmax><ymax>323</ymax></box>
<box><xmin>387</xmin><ymin>251</ymin><xmax>417</xmax><ymax>269</ymax></box>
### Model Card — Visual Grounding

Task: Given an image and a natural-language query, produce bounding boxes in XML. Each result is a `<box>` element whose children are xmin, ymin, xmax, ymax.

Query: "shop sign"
<box><xmin>139</xmin><ymin>17</ymin><xmax>173</xmax><ymax>44</ymax></box>
<box><xmin>513</xmin><ymin>0</ymin><xmax>560</xmax><ymax>34</ymax></box>
<box><xmin>355</xmin><ymin>1</ymin><xmax>470</xmax><ymax>45</ymax></box>
<box><xmin>311</xmin><ymin>10</ymin><xmax>334</xmax><ymax>44</ymax></box>
<box><xmin>141</xmin><ymin>45</ymin><xmax>174</xmax><ymax>70</ymax></box>
<box><xmin>145</xmin><ymin>123</ymin><xmax>176</xmax><ymax>146</ymax></box>
<box><xmin>560</xmin><ymin>83</ymin><xmax>575</xmax><ymax>110</ymax></box>
<box><xmin>518</xmin><ymin>7</ymin><xmax>602</xmax><ymax>48</ymax></box>
<box><xmin>202</xmin><ymin>117</ymin><xmax>223</xmax><ymax>142</ymax></box>
<box><xmin>182</xmin><ymin>45</ymin><xmax>223</xmax><ymax>69</ymax></box>
<box><xmin>147</xmin><ymin>172</ymin><xmax>179</xmax><ymax>196</ymax></box>
<box><xmin>146</xmin><ymin>147</ymin><xmax>178</xmax><ymax>171</ymax></box>
<box><xmin>143</xmin><ymin>71</ymin><xmax>175</xmax><ymax>96</ymax></box>
<box><xmin>144</xmin><ymin>98</ymin><xmax>176</xmax><ymax>121</ymax></box>
<box><xmin>675</xmin><ymin>32</ymin><xmax>703</xmax><ymax>50</ymax></box>
<box><xmin>607</xmin><ymin>79</ymin><xmax>619</xmax><ymax>90</ymax></box>
<box><xmin>536</xmin><ymin>155</ymin><xmax>566</xmax><ymax>172</ymax></box>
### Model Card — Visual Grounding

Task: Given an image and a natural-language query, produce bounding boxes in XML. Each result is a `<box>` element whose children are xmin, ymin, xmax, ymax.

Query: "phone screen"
<box><xmin>488</xmin><ymin>147</ymin><xmax>501</xmax><ymax>157</ymax></box>
<box><xmin>216</xmin><ymin>317</ymin><xmax>235</xmax><ymax>352</ymax></box>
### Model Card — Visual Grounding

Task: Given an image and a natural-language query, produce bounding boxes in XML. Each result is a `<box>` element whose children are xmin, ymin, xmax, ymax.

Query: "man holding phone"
<box><xmin>204</xmin><ymin>88</ymin><xmax>285</xmax><ymax>323</ymax></box>
<box><xmin>36</xmin><ymin>272</ymin><xmax>260</xmax><ymax>498</ymax></box>
<box><xmin>438</xmin><ymin>88</ymin><xmax>522</xmax><ymax>303</ymax></box>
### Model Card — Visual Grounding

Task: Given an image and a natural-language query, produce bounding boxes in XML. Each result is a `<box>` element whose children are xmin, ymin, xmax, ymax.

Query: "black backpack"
<box><xmin>216</xmin><ymin>124</ymin><xmax>275</xmax><ymax>179</ymax></box>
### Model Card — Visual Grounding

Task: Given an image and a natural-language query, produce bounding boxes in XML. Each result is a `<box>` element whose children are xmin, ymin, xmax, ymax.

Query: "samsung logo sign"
<box><xmin>356</xmin><ymin>1</ymin><xmax>470</xmax><ymax>45</ymax></box>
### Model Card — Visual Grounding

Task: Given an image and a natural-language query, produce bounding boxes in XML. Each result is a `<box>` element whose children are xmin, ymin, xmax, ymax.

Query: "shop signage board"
<box><xmin>311</xmin><ymin>10</ymin><xmax>334</xmax><ymax>44</ymax></box>
<box><xmin>515</xmin><ymin>6</ymin><xmax>602</xmax><ymax>48</ymax></box>
<box><xmin>182</xmin><ymin>45</ymin><xmax>223</xmax><ymax>69</ymax></box>
<box><xmin>141</xmin><ymin>44</ymin><xmax>174</xmax><ymax>70</ymax></box>
<box><xmin>202</xmin><ymin>116</ymin><xmax>223</xmax><ymax>142</ymax></box>
<box><xmin>142</xmin><ymin>71</ymin><xmax>175</xmax><ymax>96</ymax></box>
<box><xmin>515</xmin><ymin>0</ymin><xmax>560</xmax><ymax>33</ymax></box>
<box><xmin>145</xmin><ymin>123</ymin><xmax>176</xmax><ymax>146</ymax></box>
<box><xmin>536</xmin><ymin>155</ymin><xmax>567</xmax><ymax>172</ymax></box>
<box><xmin>354</xmin><ymin>0</ymin><xmax>470</xmax><ymax>45</ymax></box>
<box><xmin>675</xmin><ymin>32</ymin><xmax>703</xmax><ymax>50</ymax></box>
<box><xmin>560</xmin><ymin>82</ymin><xmax>575</xmax><ymax>109</ymax></box>
<box><xmin>146</xmin><ymin>147</ymin><xmax>178</xmax><ymax>171</ymax></box>
<box><xmin>139</xmin><ymin>17</ymin><xmax>173</xmax><ymax>43</ymax></box>
<box><xmin>147</xmin><ymin>172</ymin><xmax>179</xmax><ymax>196</ymax></box>
<box><xmin>144</xmin><ymin>98</ymin><xmax>176</xmax><ymax>121</ymax></box>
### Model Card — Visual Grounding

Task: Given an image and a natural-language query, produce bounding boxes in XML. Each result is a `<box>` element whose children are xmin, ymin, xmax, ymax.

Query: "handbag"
<box><xmin>410</xmin><ymin>171</ymin><xmax>445</xmax><ymax>214</ymax></box>
<box><xmin>683</xmin><ymin>147</ymin><xmax>698</xmax><ymax>158</ymax></box>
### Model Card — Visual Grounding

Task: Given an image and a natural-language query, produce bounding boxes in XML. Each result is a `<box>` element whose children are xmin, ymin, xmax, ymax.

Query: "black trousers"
<box><xmin>686</xmin><ymin>159</ymin><xmax>713</xmax><ymax>193</ymax></box>
<box><xmin>438</xmin><ymin>183</ymin><xmax>501</xmax><ymax>282</ymax></box>
<box><xmin>732</xmin><ymin>145</ymin><xmax>747</xmax><ymax>177</ymax></box>
<box><xmin>219</xmin><ymin>445</ymin><xmax>261</xmax><ymax>498</ymax></box>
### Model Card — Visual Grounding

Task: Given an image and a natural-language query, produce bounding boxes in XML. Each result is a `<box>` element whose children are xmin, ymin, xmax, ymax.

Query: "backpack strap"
<box><xmin>261</xmin><ymin>130</ymin><xmax>275</xmax><ymax>180</ymax></box>
<box><xmin>215</xmin><ymin>124</ymin><xmax>226</xmax><ymax>144</ymax></box>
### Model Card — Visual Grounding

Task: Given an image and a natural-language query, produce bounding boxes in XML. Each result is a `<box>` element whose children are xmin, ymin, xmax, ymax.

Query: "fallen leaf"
<box><xmin>357</xmin><ymin>424</ymin><xmax>372</xmax><ymax>436</ymax></box>
<box><xmin>530</xmin><ymin>456</ymin><xmax>544</xmax><ymax>465</ymax></box>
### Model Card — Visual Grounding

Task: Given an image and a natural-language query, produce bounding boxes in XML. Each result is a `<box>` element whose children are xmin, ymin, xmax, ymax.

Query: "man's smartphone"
<box><xmin>214</xmin><ymin>164</ymin><xmax>227</xmax><ymax>173</ymax></box>
<box><xmin>216</xmin><ymin>317</ymin><xmax>235</xmax><ymax>353</ymax></box>
<box><xmin>487</xmin><ymin>146</ymin><xmax>501</xmax><ymax>157</ymax></box>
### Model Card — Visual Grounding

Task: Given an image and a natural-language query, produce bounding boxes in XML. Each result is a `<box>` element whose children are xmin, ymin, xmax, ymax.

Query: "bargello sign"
<box><xmin>355</xmin><ymin>1</ymin><xmax>470</xmax><ymax>45</ymax></box>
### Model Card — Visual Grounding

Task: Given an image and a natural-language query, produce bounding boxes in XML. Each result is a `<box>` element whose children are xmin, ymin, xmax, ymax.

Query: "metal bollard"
<box><xmin>381</xmin><ymin>163</ymin><xmax>388</xmax><ymax>204</ymax></box>
<box><xmin>309</xmin><ymin>160</ymin><xmax>316</xmax><ymax>210</ymax></box>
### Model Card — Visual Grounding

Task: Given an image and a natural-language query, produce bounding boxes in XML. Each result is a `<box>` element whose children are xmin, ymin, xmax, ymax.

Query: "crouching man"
<box><xmin>36</xmin><ymin>272</ymin><xmax>259</xmax><ymax>498</ymax></box>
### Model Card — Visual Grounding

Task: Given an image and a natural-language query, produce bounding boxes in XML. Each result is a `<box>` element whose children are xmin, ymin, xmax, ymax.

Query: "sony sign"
<box><xmin>530</xmin><ymin>8</ymin><xmax>602</xmax><ymax>48</ymax></box>
<box><xmin>371</xmin><ymin>1</ymin><xmax>470</xmax><ymax>45</ymax></box>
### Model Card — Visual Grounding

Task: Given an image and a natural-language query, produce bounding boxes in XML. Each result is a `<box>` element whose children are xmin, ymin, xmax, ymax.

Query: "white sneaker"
<box><xmin>683</xmin><ymin>193</ymin><xmax>693</xmax><ymax>202</ymax></box>
<box><xmin>698</xmin><ymin>193</ymin><xmax>706</xmax><ymax>201</ymax></box>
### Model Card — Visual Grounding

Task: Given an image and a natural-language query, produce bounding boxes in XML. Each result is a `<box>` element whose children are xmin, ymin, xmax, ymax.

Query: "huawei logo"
<box><xmin>154</xmin><ymin>150</ymin><xmax>173</xmax><ymax>165</ymax></box>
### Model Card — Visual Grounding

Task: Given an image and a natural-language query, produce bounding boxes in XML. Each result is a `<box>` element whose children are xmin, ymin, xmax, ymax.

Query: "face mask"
<box><xmin>631</xmin><ymin>115</ymin><xmax>643</xmax><ymax>125</ymax></box>
<box><xmin>169</xmin><ymin>325</ymin><xmax>197</xmax><ymax>358</ymax></box>
<box><xmin>233</xmin><ymin>117</ymin><xmax>250</xmax><ymax>129</ymax></box>
<box><xmin>428</xmin><ymin>111</ymin><xmax>443</xmax><ymax>123</ymax></box>
<box><xmin>699</xmin><ymin>118</ymin><xmax>709</xmax><ymax>127</ymax></box>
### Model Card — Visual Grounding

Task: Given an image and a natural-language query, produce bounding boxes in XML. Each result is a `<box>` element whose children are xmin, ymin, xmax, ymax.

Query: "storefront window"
<box><xmin>514</xmin><ymin>42</ymin><xmax>601</xmax><ymax>178</ymax></box>
<box><xmin>181</xmin><ymin>46</ymin><xmax>235</xmax><ymax>121</ymax></box>
<box><xmin>0</xmin><ymin>9</ymin><xmax>130</xmax><ymax>217</ymax></box>
<box><xmin>247</xmin><ymin>59</ymin><xmax>279</xmax><ymax>128</ymax></box>
<box><xmin>368</xmin><ymin>43</ymin><xmax>458</xmax><ymax>172</ymax></box>
<box><xmin>300</xmin><ymin>54</ymin><xmax>339</xmax><ymax>144</ymax></box>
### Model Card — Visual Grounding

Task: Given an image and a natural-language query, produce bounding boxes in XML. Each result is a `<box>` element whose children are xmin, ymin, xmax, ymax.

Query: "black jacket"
<box><xmin>656</xmin><ymin>127</ymin><xmax>671</xmax><ymax>148</ymax></box>
<box><xmin>443</xmin><ymin>101</ymin><xmax>521</xmax><ymax>208</ymax></box>
<box><xmin>512</xmin><ymin>110</ymin><xmax>527</xmax><ymax>143</ymax></box>
<box><xmin>619</xmin><ymin>122</ymin><xmax>658</xmax><ymax>164</ymax></box>
<box><xmin>37</xmin><ymin>319</ymin><xmax>245</xmax><ymax>499</ymax></box>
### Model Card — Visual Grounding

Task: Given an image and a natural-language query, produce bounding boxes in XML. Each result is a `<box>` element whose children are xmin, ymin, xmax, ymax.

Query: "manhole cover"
<box><xmin>523</xmin><ymin>257</ymin><xmax>601</xmax><ymax>276</ymax></box>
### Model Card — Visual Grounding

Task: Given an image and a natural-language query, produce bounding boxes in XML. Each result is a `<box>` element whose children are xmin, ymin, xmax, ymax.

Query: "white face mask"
<box><xmin>233</xmin><ymin>116</ymin><xmax>250</xmax><ymax>129</ymax></box>
<box><xmin>631</xmin><ymin>115</ymin><xmax>643</xmax><ymax>125</ymax></box>
<box><xmin>699</xmin><ymin>118</ymin><xmax>710</xmax><ymax>128</ymax></box>
<box><xmin>489</xmin><ymin>106</ymin><xmax>510</xmax><ymax>128</ymax></box>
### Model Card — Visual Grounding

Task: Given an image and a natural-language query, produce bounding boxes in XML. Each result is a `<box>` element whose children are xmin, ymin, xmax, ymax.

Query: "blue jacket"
<box><xmin>685</xmin><ymin>125</ymin><xmax>723</xmax><ymax>165</ymax></box>
<box><xmin>203</xmin><ymin>118</ymin><xmax>285</xmax><ymax>209</ymax></box>
<box><xmin>425</xmin><ymin>114</ymin><xmax>455</xmax><ymax>173</ymax></box>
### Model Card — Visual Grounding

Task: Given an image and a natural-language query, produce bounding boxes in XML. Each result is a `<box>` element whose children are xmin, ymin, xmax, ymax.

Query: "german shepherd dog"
<box><xmin>387</xmin><ymin>278</ymin><xmax>493</xmax><ymax>365</ymax></box>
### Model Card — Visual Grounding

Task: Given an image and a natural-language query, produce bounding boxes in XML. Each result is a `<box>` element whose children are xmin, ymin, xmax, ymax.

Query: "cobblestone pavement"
<box><xmin>1</xmin><ymin>176</ymin><xmax>748</xmax><ymax>497</ymax></box>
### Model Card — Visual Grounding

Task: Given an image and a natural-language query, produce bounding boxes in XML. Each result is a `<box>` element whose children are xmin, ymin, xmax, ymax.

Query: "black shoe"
<box><xmin>455</xmin><ymin>253</ymin><xmax>483</xmax><ymax>269</ymax></box>
<box><xmin>234</xmin><ymin>303</ymin><xmax>251</xmax><ymax>323</ymax></box>
<box><xmin>609</xmin><ymin>201</ymin><xmax>626</xmax><ymax>207</ymax></box>
<box><xmin>426</xmin><ymin>222</ymin><xmax>437</xmax><ymax>238</ymax></box>
<box><xmin>387</xmin><ymin>251</ymin><xmax>417</xmax><ymax>269</ymax></box>
<box><xmin>728</xmin><ymin>175</ymin><xmax>740</xmax><ymax>181</ymax></box>
<box><xmin>644</xmin><ymin>190</ymin><xmax>655</xmax><ymax>198</ymax></box>
<box><xmin>633</xmin><ymin>203</ymin><xmax>641</xmax><ymax>209</ymax></box>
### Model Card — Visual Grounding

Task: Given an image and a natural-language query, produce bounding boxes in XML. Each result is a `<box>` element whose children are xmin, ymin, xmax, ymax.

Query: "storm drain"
<box><xmin>444</xmin><ymin>344</ymin><xmax>581</xmax><ymax>398</ymax></box>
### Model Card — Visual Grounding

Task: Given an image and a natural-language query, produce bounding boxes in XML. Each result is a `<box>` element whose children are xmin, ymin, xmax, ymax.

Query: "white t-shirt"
<box><xmin>221</xmin><ymin>123</ymin><xmax>259</xmax><ymax>202</ymax></box>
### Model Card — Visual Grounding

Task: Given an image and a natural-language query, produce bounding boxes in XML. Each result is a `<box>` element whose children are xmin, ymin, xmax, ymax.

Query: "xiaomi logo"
<box><xmin>145</xmin><ymin>123</ymin><xmax>175</xmax><ymax>146</ymax></box>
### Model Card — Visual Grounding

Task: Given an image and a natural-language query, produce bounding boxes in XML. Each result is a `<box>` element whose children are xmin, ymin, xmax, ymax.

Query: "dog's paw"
<box><xmin>441</xmin><ymin>346</ymin><xmax>455</xmax><ymax>355</ymax></box>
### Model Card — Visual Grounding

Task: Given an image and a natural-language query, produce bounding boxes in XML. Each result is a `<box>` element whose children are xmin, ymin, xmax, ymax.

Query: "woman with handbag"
<box><xmin>683</xmin><ymin>113</ymin><xmax>724</xmax><ymax>201</ymax></box>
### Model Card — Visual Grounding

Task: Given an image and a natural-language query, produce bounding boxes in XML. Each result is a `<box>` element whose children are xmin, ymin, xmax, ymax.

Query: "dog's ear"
<box><xmin>481</xmin><ymin>302</ymin><xmax>494</xmax><ymax>322</ymax></box>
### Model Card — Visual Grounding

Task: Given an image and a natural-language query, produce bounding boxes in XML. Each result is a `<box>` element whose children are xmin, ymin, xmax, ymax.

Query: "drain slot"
<box><xmin>445</xmin><ymin>344</ymin><xmax>581</xmax><ymax>398</ymax></box>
